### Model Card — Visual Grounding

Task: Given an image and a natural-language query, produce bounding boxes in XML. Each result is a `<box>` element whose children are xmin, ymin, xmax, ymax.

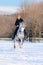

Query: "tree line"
<box><xmin>20</xmin><ymin>1</ymin><xmax>43</xmax><ymax>38</ymax></box>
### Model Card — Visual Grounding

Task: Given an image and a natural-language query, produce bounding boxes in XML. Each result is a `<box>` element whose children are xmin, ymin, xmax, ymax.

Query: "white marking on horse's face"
<box><xmin>21</xmin><ymin>28</ymin><xmax>25</xmax><ymax>31</ymax></box>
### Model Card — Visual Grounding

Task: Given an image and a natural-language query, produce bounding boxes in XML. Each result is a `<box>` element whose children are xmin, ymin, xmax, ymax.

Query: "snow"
<box><xmin>0</xmin><ymin>39</ymin><xmax>43</xmax><ymax>65</ymax></box>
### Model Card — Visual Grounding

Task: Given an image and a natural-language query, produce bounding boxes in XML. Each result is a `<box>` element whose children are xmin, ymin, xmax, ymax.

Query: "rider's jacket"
<box><xmin>15</xmin><ymin>18</ymin><xmax>23</xmax><ymax>26</ymax></box>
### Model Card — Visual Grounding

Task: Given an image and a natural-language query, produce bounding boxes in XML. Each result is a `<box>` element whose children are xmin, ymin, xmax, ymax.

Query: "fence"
<box><xmin>31</xmin><ymin>38</ymin><xmax>43</xmax><ymax>42</ymax></box>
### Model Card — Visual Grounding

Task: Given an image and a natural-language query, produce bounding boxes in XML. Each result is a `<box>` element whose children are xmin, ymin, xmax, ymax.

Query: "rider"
<box><xmin>12</xmin><ymin>14</ymin><xmax>24</xmax><ymax>39</ymax></box>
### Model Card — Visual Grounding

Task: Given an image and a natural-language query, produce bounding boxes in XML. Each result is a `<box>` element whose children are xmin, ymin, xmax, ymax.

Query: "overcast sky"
<box><xmin>0</xmin><ymin>0</ymin><xmax>43</xmax><ymax>7</ymax></box>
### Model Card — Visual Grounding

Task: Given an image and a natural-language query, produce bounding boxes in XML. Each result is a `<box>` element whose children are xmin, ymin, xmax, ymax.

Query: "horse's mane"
<box><xmin>19</xmin><ymin>21</ymin><xmax>26</xmax><ymax>28</ymax></box>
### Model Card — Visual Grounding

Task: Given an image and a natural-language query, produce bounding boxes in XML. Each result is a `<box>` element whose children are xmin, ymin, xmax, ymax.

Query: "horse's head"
<box><xmin>19</xmin><ymin>22</ymin><xmax>25</xmax><ymax>32</ymax></box>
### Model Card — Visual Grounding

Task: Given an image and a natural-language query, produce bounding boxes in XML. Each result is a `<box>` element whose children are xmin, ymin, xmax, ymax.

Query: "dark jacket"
<box><xmin>15</xmin><ymin>18</ymin><xmax>23</xmax><ymax>26</ymax></box>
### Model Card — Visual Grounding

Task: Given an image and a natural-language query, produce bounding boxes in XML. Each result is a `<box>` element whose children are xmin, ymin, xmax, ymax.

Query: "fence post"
<box><xmin>29</xmin><ymin>30</ymin><xmax>33</xmax><ymax>42</ymax></box>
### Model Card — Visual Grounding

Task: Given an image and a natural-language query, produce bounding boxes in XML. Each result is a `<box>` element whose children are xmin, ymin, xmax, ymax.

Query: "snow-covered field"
<box><xmin>0</xmin><ymin>39</ymin><xmax>43</xmax><ymax>65</ymax></box>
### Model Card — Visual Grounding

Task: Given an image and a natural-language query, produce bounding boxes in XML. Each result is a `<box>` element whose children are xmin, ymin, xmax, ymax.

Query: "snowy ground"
<box><xmin>0</xmin><ymin>39</ymin><xmax>43</xmax><ymax>65</ymax></box>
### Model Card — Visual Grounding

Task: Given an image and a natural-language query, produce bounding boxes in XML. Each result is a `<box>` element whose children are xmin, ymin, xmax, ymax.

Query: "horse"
<box><xmin>14</xmin><ymin>22</ymin><xmax>26</xmax><ymax>48</ymax></box>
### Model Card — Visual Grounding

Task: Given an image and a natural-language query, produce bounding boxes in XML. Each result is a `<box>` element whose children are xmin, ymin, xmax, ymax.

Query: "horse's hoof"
<box><xmin>14</xmin><ymin>45</ymin><xmax>16</xmax><ymax>48</ymax></box>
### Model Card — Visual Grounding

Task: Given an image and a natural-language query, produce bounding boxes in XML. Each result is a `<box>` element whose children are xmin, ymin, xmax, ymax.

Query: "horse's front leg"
<box><xmin>19</xmin><ymin>39</ymin><xmax>23</xmax><ymax>48</ymax></box>
<box><xmin>14</xmin><ymin>39</ymin><xmax>16</xmax><ymax>48</ymax></box>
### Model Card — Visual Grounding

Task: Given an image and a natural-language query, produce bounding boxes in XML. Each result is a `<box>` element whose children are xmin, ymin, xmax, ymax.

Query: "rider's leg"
<box><xmin>12</xmin><ymin>27</ymin><xmax>19</xmax><ymax>39</ymax></box>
